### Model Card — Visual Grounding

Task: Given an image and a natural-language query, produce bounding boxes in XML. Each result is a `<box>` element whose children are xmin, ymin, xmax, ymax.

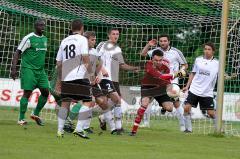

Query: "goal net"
<box><xmin>0</xmin><ymin>0</ymin><xmax>239</xmax><ymax>136</ymax></box>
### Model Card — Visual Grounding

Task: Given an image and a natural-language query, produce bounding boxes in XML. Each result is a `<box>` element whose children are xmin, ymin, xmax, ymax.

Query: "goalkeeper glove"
<box><xmin>173</xmin><ymin>69</ymin><xmax>186</xmax><ymax>78</ymax></box>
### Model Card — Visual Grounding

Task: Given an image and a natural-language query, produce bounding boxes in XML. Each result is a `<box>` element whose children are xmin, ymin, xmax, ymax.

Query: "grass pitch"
<box><xmin>0</xmin><ymin>108</ymin><xmax>240</xmax><ymax>159</ymax></box>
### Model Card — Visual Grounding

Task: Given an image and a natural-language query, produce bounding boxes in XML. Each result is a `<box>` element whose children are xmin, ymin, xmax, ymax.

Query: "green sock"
<box><xmin>19</xmin><ymin>97</ymin><xmax>28</xmax><ymax>120</ymax></box>
<box><xmin>33</xmin><ymin>95</ymin><xmax>48</xmax><ymax>116</ymax></box>
<box><xmin>69</xmin><ymin>103</ymin><xmax>82</xmax><ymax>120</ymax></box>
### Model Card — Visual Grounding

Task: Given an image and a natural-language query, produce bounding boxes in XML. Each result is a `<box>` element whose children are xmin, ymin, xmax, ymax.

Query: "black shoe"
<box><xmin>184</xmin><ymin>129</ymin><xmax>192</xmax><ymax>133</ymax></box>
<box><xmin>73</xmin><ymin>130</ymin><xmax>90</xmax><ymax>139</ymax></box>
<box><xmin>161</xmin><ymin>108</ymin><xmax>166</xmax><ymax>115</ymax></box>
<box><xmin>129</xmin><ymin>132</ymin><xmax>136</xmax><ymax>136</ymax></box>
<box><xmin>84</xmin><ymin>127</ymin><xmax>94</xmax><ymax>134</ymax></box>
<box><xmin>30</xmin><ymin>114</ymin><xmax>44</xmax><ymax>126</ymax></box>
<box><xmin>111</xmin><ymin>129</ymin><xmax>121</xmax><ymax>135</ymax></box>
<box><xmin>98</xmin><ymin>117</ymin><xmax>107</xmax><ymax>131</ymax></box>
<box><xmin>63</xmin><ymin>119</ymin><xmax>75</xmax><ymax>133</ymax></box>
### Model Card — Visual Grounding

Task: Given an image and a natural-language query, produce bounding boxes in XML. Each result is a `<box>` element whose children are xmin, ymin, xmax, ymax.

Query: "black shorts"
<box><xmin>113</xmin><ymin>81</ymin><xmax>121</xmax><ymax>96</ymax></box>
<box><xmin>99</xmin><ymin>79</ymin><xmax>116</xmax><ymax>95</ymax></box>
<box><xmin>141</xmin><ymin>85</ymin><xmax>173</xmax><ymax>107</ymax></box>
<box><xmin>92</xmin><ymin>84</ymin><xmax>104</xmax><ymax>97</ymax></box>
<box><xmin>61</xmin><ymin>79</ymin><xmax>92</xmax><ymax>102</ymax></box>
<box><xmin>184</xmin><ymin>91</ymin><xmax>214</xmax><ymax>110</ymax></box>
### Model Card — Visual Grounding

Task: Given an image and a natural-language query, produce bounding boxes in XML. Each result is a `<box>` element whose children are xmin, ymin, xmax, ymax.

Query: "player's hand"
<box><xmin>182</xmin><ymin>86</ymin><xmax>188</xmax><ymax>93</ymax></box>
<box><xmin>10</xmin><ymin>68</ymin><xmax>17</xmax><ymax>80</ymax></box>
<box><xmin>224</xmin><ymin>73</ymin><xmax>237</xmax><ymax>80</ymax></box>
<box><xmin>94</xmin><ymin>76</ymin><xmax>102</xmax><ymax>84</ymax></box>
<box><xmin>148</xmin><ymin>39</ymin><xmax>157</xmax><ymax>47</ymax></box>
<box><xmin>133</xmin><ymin>67</ymin><xmax>140</xmax><ymax>73</ymax></box>
<box><xmin>173</xmin><ymin>69</ymin><xmax>186</xmax><ymax>78</ymax></box>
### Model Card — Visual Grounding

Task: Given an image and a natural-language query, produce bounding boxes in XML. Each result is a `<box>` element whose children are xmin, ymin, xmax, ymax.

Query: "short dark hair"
<box><xmin>204</xmin><ymin>42</ymin><xmax>216</xmax><ymax>51</ymax></box>
<box><xmin>83</xmin><ymin>31</ymin><xmax>96</xmax><ymax>39</ymax></box>
<box><xmin>158</xmin><ymin>34</ymin><xmax>170</xmax><ymax>41</ymax></box>
<box><xmin>108</xmin><ymin>28</ymin><xmax>119</xmax><ymax>34</ymax></box>
<box><xmin>71</xmin><ymin>19</ymin><xmax>83</xmax><ymax>32</ymax></box>
<box><xmin>34</xmin><ymin>19</ymin><xmax>45</xmax><ymax>26</ymax></box>
<box><xmin>152</xmin><ymin>49</ymin><xmax>164</xmax><ymax>57</ymax></box>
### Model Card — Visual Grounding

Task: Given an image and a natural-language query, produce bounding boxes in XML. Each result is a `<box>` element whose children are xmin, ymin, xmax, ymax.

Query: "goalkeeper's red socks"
<box><xmin>131</xmin><ymin>106</ymin><xmax>146</xmax><ymax>134</ymax></box>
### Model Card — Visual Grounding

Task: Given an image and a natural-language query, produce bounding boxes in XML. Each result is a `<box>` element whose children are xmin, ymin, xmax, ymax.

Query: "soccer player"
<box><xmin>182</xmin><ymin>42</ymin><xmax>219</xmax><ymax>133</ymax></box>
<box><xmin>140</xmin><ymin>34</ymin><xmax>188</xmax><ymax>131</ymax></box>
<box><xmin>97</xmin><ymin>28</ymin><xmax>139</xmax><ymax>134</ymax></box>
<box><xmin>56</xmin><ymin>19</ymin><xmax>93</xmax><ymax>139</ymax></box>
<box><xmin>11</xmin><ymin>19</ymin><xmax>49</xmax><ymax>126</ymax></box>
<box><xmin>130</xmin><ymin>49</ymin><xmax>185</xmax><ymax>136</ymax></box>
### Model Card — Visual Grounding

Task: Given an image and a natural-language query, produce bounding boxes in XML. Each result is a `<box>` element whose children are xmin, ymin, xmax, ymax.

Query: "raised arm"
<box><xmin>140</xmin><ymin>39</ymin><xmax>157</xmax><ymax>57</ymax></box>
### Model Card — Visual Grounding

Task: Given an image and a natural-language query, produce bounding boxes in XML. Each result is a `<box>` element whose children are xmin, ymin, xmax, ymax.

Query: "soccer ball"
<box><xmin>166</xmin><ymin>84</ymin><xmax>180</xmax><ymax>98</ymax></box>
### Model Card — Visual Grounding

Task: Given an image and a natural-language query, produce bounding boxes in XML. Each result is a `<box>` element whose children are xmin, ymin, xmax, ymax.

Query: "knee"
<box><xmin>183</xmin><ymin>104</ymin><xmax>191</xmax><ymax>114</ymax></box>
<box><xmin>207</xmin><ymin>110</ymin><xmax>215</xmax><ymax>118</ymax></box>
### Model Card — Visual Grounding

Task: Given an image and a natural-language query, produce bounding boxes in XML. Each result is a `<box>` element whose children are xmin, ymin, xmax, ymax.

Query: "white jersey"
<box><xmin>189</xmin><ymin>56</ymin><xmax>219</xmax><ymax>97</ymax></box>
<box><xmin>56</xmin><ymin>34</ymin><xmax>89</xmax><ymax>81</ymax></box>
<box><xmin>89</xmin><ymin>48</ymin><xmax>101</xmax><ymax>74</ymax></box>
<box><xmin>97</xmin><ymin>41</ymin><xmax>125</xmax><ymax>82</ymax></box>
<box><xmin>147</xmin><ymin>47</ymin><xmax>187</xmax><ymax>84</ymax></box>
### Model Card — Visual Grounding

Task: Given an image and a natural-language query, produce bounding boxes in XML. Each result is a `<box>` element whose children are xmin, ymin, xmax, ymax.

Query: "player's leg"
<box><xmin>174</xmin><ymin>100</ymin><xmax>185</xmax><ymax>132</ymax></box>
<box><xmin>73</xmin><ymin>79</ymin><xmax>93</xmax><ymax>139</ymax></box>
<box><xmin>18</xmin><ymin>90</ymin><xmax>32</xmax><ymax>125</ymax></box>
<box><xmin>57</xmin><ymin>101</ymin><xmax>70</xmax><ymax>137</ymax></box>
<box><xmin>31</xmin><ymin>70</ymin><xmax>49</xmax><ymax>125</ymax></box>
<box><xmin>30</xmin><ymin>88</ymin><xmax>49</xmax><ymax>126</ymax></box>
<box><xmin>96</xmin><ymin>95</ymin><xmax>116</xmax><ymax>132</ymax></box>
<box><xmin>130</xmin><ymin>97</ymin><xmax>151</xmax><ymax>136</ymax></box>
<box><xmin>108</xmin><ymin>91</ymin><xmax>122</xmax><ymax>133</ymax></box>
<box><xmin>155</xmin><ymin>94</ymin><xmax>174</xmax><ymax>112</ymax></box>
<box><xmin>183</xmin><ymin>91</ymin><xmax>199</xmax><ymax>133</ymax></box>
<box><xmin>18</xmin><ymin>67</ymin><xmax>36</xmax><ymax>125</ymax></box>
<box><xmin>140</xmin><ymin>104</ymin><xmax>151</xmax><ymax>128</ymax></box>
<box><xmin>199</xmin><ymin>96</ymin><xmax>216</xmax><ymax>127</ymax></box>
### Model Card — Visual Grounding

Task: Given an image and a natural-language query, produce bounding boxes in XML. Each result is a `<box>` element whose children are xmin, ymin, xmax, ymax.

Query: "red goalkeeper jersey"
<box><xmin>141</xmin><ymin>59</ymin><xmax>173</xmax><ymax>86</ymax></box>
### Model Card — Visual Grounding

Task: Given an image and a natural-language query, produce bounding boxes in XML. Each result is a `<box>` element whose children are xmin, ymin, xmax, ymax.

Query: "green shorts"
<box><xmin>20</xmin><ymin>67</ymin><xmax>49</xmax><ymax>90</ymax></box>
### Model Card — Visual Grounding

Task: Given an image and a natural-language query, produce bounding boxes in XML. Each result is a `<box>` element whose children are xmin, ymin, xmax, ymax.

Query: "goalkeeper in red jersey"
<box><xmin>130</xmin><ymin>49</ymin><xmax>186</xmax><ymax>136</ymax></box>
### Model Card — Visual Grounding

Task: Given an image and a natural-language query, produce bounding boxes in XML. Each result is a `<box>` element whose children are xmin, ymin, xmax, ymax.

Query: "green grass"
<box><xmin>0</xmin><ymin>108</ymin><xmax>240</xmax><ymax>159</ymax></box>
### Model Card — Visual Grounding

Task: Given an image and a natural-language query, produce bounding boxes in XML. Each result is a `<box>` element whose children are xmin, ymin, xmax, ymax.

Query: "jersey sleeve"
<box><xmin>56</xmin><ymin>44</ymin><xmax>63</xmax><ymax>62</ymax></box>
<box><xmin>80</xmin><ymin>37</ymin><xmax>89</xmax><ymax>55</ymax></box>
<box><xmin>176</xmin><ymin>49</ymin><xmax>187</xmax><ymax>64</ymax></box>
<box><xmin>192</xmin><ymin>59</ymin><xmax>198</xmax><ymax>73</ymax></box>
<box><xmin>117</xmin><ymin>52</ymin><xmax>125</xmax><ymax>64</ymax></box>
<box><xmin>17</xmin><ymin>35</ymin><xmax>31</xmax><ymax>53</ymax></box>
<box><xmin>147</xmin><ymin>49</ymin><xmax>153</xmax><ymax>57</ymax></box>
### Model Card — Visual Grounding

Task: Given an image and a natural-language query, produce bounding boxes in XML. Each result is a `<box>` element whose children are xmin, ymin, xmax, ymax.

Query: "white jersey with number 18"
<box><xmin>56</xmin><ymin>34</ymin><xmax>89</xmax><ymax>81</ymax></box>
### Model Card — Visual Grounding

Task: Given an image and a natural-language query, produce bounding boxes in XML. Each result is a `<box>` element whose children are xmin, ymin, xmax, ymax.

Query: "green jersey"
<box><xmin>17</xmin><ymin>32</ymin><xmax>47</xmax><ymax>69</ymax></box>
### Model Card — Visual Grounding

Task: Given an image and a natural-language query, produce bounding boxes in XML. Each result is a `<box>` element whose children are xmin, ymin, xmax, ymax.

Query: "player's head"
<box><xmin>152</xmin><ymin>49</ymin><xmax>164</xmax><ymax>66</ymax></box>
<box><xmin>158</xmin><ymin>34</ymin><xmax>170</xmax><ymax>50</ymax></box>
<box><xmin>83</xmin><ymin>31</ymin><xmax>96</xmax><ymax>48</ymax></box>
<box><xmin>34</xmin><ymin>19</ymin><xmax>45</xmax><ymax>35</ymax></box>
<box><xmin>203</xmin><ymin>42</ymin><xmax>215</xmax><ymax>59</ymax></box>
<box><xmin>108</xmin><ymin>28</ymin><xmax>119</xmax><ymax>44</ymax></box>
<box><xmin>71</xmin><ymin>19</ymin><xmax>84</xmax><ymax>34</ymax></box>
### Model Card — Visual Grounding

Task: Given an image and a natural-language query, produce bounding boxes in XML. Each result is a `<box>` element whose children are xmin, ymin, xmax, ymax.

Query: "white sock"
<box><xmin>176</xmin><ymin>106</ymin><xmax>185</xmax><ymax>131</ymax></box>
<box><xmin>103</xmin><ymin>110</ymin><xmax>115</xmax><ymax>131</ymax></box>
<box><xmin>83</xmin><ymin>109</ymin><xmax>93</xmax><ymax>129</ymax></box>
<box><xmin>76</xmin><ymin>105</ymin><xmax>92</xmax><ymax>132</ymax></box>
<box><xmin>114</xmin><ymin>105</ymin><xmax>122</xmax><ymax>130</ymax></box>
<box><xmin>58</xmin><ymin>107</ymin><xmax>68</xmax><ymax>132</ymax></box>
<box><xmin>184</xmin><ymin>113</ymin><xmax>192</xmax><ymax>132</ymax></box>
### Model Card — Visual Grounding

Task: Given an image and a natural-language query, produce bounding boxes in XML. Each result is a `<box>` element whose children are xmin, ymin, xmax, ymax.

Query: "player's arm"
<box><xmin>140</xmin><ymin>39</ymin><xmax>157</xmax><ymax>57</ymax></box>
<box><xmin>11</xmin><ymin>36</ymin><xmax>31</xmax><ymax>80</ymax></box>
<box><xmin>10</xmin><ymin>50</ymin><xmax>21</xmax><ymax>80</ymax></box>
<box><xmin>120</xmin><ymin>63</ymin><xmax>139</xmax><ymax>72</ymax></box>
<box><xmin>82</xmin><ymin>55</ymin><xmax>94</xmax><ymax>83</ymax></box>
<box><xmin>145</xmin><ymin>61</ymin><xmax>173</xmax><ymax>80</ymax></box>
<box><xmin>182</xmin><ymin>72</ymin><xmax>195</xmax><ymax>92</ymax></box>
